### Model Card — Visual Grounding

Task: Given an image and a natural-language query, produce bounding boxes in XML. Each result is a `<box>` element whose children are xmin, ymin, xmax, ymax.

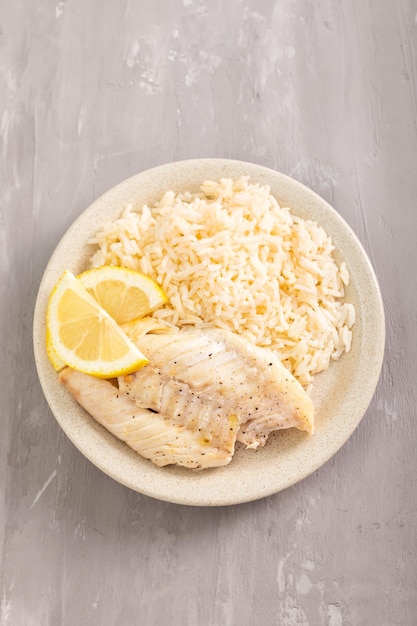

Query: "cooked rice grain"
<box><xmin>89</xmin><ymin>177</ymin><xmax>355</xmax><ymax>386</ymax></box>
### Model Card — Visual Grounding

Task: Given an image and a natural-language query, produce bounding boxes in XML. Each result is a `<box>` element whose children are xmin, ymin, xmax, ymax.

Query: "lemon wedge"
<box><xmin>46</xmin><ymin>270</ymin><xmax>148</xmax><ymax>377</ymax></box>
<box><xmin>77</xmin><ymin>266</ymin><xmax>167</xmax><ymax>325</ymax></box>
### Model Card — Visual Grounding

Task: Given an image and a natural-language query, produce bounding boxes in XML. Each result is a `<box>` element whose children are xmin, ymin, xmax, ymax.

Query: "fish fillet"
<box><xmin>121</xmin><ymin>320</ymin><xmax>314</xmax><ymax>448</ymax></box>
<box><xmin>59</xmin><ymin>367</ymin><xmax>238</xmax><ymax>469</ymax></box>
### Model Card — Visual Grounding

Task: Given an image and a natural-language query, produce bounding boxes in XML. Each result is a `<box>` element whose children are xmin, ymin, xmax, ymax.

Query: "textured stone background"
<box><xmin>1</xmin><ymin>1</ymin><xmax>416</xmax><ymax>624</ymax></box>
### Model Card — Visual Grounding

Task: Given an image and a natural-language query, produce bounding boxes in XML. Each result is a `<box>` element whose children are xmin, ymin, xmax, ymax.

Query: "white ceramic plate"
<box><xmin>33</xmin><ymin>159</ymin><xmax>385</xmax><ymax>506</ymax></box>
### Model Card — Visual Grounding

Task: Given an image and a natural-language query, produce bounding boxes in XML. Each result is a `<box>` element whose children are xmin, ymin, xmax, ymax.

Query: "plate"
<box><xmin>33</xmin><ymin>159</ymin><xmax>385</xmax><ymax>506</ymax></box>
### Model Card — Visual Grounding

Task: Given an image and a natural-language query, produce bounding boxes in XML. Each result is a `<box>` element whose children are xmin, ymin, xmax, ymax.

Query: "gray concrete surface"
<box><xmin>1</xmin><ymin>1</ymin><xmax>416</xmax><ymax>624</ymax></box>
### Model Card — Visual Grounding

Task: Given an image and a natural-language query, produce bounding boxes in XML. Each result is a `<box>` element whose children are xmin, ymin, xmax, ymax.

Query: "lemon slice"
<box><xmin>46</xmin><ymin>270</ymin><xmax>148</xmax><ymax>377</ymax></box>
<box><xmin>77</xmin><ymin>266</ymin><xmax>167</xmax><ymax>325</ymax></box>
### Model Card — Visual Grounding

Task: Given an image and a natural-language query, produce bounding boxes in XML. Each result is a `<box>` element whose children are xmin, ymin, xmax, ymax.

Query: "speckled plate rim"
<box><xmin>33</xmin><ymin>158</ymin><xmax>385</xmax><ymax>506</ymax></box>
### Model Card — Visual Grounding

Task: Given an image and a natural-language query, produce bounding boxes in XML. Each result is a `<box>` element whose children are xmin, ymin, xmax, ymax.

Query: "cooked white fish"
<box><xmin>59</xmin><ymin>320</ymin><xmax>314</xmax><ymax>469</ymax></box>
<box><xmin>59</xmin><ymin>367</ymin><xmax>239</xmax><ymax>469</ymax></box>
<box><xmin>121</xmin><ymin>320</ymin><xmax>314</xmax><ymax>450</ymax></box>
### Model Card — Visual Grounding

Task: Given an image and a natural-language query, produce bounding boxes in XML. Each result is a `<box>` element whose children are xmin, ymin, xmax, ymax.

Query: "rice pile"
<box><xmin>89</xmin><ymin>177</ymin><xmax>355</xmax><ymax>386</ymax></box>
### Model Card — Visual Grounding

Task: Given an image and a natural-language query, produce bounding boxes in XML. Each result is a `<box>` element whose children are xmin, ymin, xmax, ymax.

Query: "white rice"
<box><xmin>88</xmin><ymin>177</ymin><xmax>355</xmax><ymax>386</ymax></box>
